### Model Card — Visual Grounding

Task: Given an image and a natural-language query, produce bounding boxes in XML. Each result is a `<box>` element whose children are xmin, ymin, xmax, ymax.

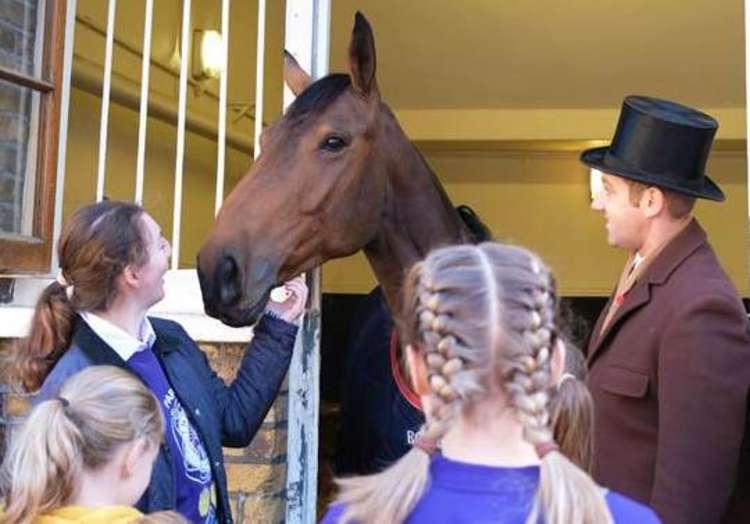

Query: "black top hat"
<box><xmin>581</xmin><ymin>96</ymin><xmax>724</xmax><ymax>201</ymax></box>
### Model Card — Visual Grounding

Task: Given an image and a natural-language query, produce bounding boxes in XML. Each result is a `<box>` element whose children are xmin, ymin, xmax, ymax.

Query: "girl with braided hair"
<box><xmin>1</xmin><ymin>365</ymin><xmax>185</xmax><ymax>524</ymax></box>
<box><xmin>322</xmin><ymin>243</ymin><xmax>658</xmax><ymax>524</ymax></box>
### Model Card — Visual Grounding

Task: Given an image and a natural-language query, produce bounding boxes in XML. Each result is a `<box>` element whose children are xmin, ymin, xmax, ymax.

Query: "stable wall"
<box><xmin>323</xmin><ymin>148</ymin><xmax>749</xmax><ymax>296</ymax></box>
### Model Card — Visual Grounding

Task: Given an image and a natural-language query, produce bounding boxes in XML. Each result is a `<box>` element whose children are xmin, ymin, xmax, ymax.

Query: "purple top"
<box><xmin>321</xmin><ymin>453</ymin><xmax>660</xmax><ymax>523</ymax></box>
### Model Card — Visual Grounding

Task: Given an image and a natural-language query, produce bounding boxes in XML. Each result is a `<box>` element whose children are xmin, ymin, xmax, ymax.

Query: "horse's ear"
<box><xmin>348</xmin><ymin>12</ymin><xmax>377</xmax><ymax>97</ymax></box>
<box><xmin>284</xmin><ymin>50</ymin><xmax>312</xmax><ymax>96</ymax></box>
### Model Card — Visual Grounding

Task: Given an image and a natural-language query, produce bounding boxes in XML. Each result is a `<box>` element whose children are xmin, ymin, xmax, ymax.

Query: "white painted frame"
<box><xmin>283</xmin><ymin>2</ymin><xmax>330</xmax><ymax>522</ymax></box>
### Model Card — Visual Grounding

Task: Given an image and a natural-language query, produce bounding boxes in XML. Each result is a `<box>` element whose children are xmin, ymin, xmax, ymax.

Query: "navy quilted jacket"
<box><xmin>37</xmin><ymin>313</ymin><xmax>297</xmax><ymax>523</ymax></box>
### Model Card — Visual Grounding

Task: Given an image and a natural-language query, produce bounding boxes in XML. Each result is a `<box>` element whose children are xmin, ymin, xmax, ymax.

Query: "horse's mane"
<box><xmin>286</xmin><ymin>73</ymin><xmax>351</xmax><ymax>123</ymax></box>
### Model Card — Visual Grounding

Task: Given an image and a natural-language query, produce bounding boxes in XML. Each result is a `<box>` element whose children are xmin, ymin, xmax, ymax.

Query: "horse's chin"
<box><xmin>215</xmin><ymin>288</ymin><xmax>272</xmax><ymax>327</ymax></box>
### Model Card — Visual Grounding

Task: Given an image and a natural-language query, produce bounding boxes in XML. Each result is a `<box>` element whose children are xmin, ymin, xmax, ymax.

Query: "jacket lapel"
<box><xmin>587</xmin><ymin>219</ymin><xmax>708</xmax><ymax>366</ymax></box>
<box><xmin>587</xmin><ymin>282</ymin><xmax>651</xmax><ymax>364</ymax></box>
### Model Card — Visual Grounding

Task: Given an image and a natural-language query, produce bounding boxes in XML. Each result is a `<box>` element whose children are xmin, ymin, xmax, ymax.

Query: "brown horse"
<box><xmin>197</xmin><ymin>13</ymin><xmax>471</xmax><ymax>327</ymax></box>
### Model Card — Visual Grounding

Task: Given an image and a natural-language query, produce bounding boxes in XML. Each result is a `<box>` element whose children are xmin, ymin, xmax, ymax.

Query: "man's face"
<box><xmin>591</xmin><ymin>174</ymin><xmax>647</xmax><ymax>251</ymax></box>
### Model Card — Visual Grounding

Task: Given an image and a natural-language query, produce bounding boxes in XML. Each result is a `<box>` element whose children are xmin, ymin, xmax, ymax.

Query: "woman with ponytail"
<box><xmin>1</xmin><ymin>365</ymin><xmax>185</xmax><ymax>524</ymax></box>
<box><xmin>8</xmin><ymin>200</ymin><xmax>308</xmax><ymax>523</ymax></box>
<box><xmin>322</xmin><ymin>243</ymin><xmax>659</xmax><ymax>524</ymax></box>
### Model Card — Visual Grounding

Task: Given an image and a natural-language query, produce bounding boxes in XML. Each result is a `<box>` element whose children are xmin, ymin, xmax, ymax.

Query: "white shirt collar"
<box><xmin>80</xmin><ymin>311</ymin><xmax>157</xmax><ymax>361</ymax></box>
<box><xmin>633</xmin><ymin>252</ymin><xmax>645</xmax><ymax>270</ymax></box>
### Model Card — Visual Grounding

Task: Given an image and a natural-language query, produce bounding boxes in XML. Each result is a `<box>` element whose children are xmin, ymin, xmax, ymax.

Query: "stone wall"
<box><xmin>0</xmin><ymin>338</ymin><xmax>290</xmax><ymax>524</ymax></box>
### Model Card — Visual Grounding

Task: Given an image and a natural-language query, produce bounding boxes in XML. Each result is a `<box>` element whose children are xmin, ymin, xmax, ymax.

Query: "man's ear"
<box><xmin>641</xmin><ymin>186</ymin><xmax>666</xmax><ymax>219</ymax></box>
<box><xmin>406</xmin><ymin>344</ymin><xmax>430</xmax><ymax>395</ymax></box>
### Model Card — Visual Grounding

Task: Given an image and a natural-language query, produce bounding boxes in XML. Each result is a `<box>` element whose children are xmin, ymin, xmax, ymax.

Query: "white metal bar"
<box><xmin>284</xmin><ymin>1</ymin><xmax>330</xmax><ymax>522</ymax></box>
<box><xmin>95</xmin><ymin>0</ymin><xmax>116</xmax><ymax>202</ymax></box>
<box><xmin>253</xmin><ymin>0</ymin><xmax>266</xmax><ymax>159</ymax></box>
<box><xmin>312</xmin><ymin>1</ymin><xmax>331</xmax><ymax>79</ymax></box>
<box><xmin>134</xmin><ymin>0</ymin><xmax>154</xmax><ymax>205</ymax></box>
<box><xmin>171</xmin><ymin>0</ymin><xmax>192</xmax><ymax>271</ymax></box>
<box><xmin>51</xmin><ymin>0</ymin><xmax>78</xmax><ymax>272</ymax></box>
<box><xmin>214</xmin><ymin>0</ymin><xmax>231</xmax><ymax>215</ymax></box>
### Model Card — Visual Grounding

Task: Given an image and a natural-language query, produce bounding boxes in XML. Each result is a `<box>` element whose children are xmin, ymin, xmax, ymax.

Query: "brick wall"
<box><xmin>0</xmin><ymin>338</ymin><xmax>290</xmax><ymax>524</ymax></box>
<box><xmin>200</xmin><ymin>342</ymin><xmax>289</xmax><ymax>523</ymax></box>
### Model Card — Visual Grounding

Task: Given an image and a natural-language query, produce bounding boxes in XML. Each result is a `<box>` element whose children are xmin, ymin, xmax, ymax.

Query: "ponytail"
<box><xmin>336</xmin><ymin>445</ymin><xmax>431</xmax><ymax>524</ymax></box>
<box><xmin>1</xmin><ymin>366</ymin><xmax>164</xmax><ymax>524</ymax></box>
<box><xmin>9</xmin><ymin>281</ymin><xmax>76</xmax><ymax>392</ymax></box>
<box><xmin>1</xmin><ymin>398</ymin><xmax>83</xmax><ymax>524</ymax></box>
<box><xmin>551</xmin><ymin>376</ymin><xmax>595</xmax><ymax>473</ymax></box>
<box><xmin>527</xmin><ymin>450</ymin><xmax>610</xmax><ymax>524</ymax></box>
<box><xmin>9</xmin><ymin>200</ymin><xmax>149</xmax><ymax>393</ymax></box>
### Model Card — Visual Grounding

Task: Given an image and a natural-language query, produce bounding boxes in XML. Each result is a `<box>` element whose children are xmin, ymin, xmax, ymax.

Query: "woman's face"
<box><xmin>133</xmin><ymin>213</ymin><xmax>171</xmax><ymax>308</ymax></box>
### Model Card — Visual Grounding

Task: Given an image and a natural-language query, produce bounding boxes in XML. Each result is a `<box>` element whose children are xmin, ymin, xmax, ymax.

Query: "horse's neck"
<box><xmin>363</xmin><ymin>127</ymin><xmax>466</xmax><ymax>317</ymax></box>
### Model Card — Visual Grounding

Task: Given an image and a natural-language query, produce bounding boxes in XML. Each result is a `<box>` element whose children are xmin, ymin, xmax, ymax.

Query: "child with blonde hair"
<box><xmin>323</xmin><ymin>243</ymin><xmax>659</xmax><ymax>523</ymax></box>
<box><xmin>1</xmin><ymin>366</ymin><xmax>184</xmax><ymax>524</ymax></box>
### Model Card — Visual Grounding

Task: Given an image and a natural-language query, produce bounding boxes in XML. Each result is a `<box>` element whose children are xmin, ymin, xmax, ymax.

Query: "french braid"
<box><xmin>332</xmin><ymin>243</ymin><xmax>612</xmax><ymax>524</ymax></box>
<box><xmin>502</xmin><ymin>256</ymin><xmax>557</xmax><ymax>451</ymax></box>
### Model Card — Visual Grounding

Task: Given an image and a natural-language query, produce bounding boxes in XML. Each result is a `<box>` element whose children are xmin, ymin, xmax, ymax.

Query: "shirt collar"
<box><xmin>633</xmin><ymin>252</ymin><xmax>645</xmax><ymax>270</ymax></box>
<box><xmin>79</xmin><ymin>311</ymin><xmax>157</xmax><ymax>362</ymax></box>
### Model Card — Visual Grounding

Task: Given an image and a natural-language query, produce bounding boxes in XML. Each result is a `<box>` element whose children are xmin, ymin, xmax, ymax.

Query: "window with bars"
<box><xmin>0</xmin><ymin>0</ymin><xmax>67</xmax><ymax>273</ymax></box>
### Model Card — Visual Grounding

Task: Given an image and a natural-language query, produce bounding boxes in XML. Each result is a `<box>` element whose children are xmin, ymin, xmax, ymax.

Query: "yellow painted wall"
<box><xmin>323</xmin><ymin>149</ymin><xmax>749</xmax><ymax>297</ymax></box>
<box><xmin>64</xmin><ymin>1</ymin><xmax>748</xmax><ymax>298</ymax></box>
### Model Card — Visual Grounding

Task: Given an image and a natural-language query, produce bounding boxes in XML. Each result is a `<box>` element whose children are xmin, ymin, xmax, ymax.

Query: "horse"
<box><xmin>197</xmin><ymin>12</ymin><xmax>472</xmax><ymax>327</ymax></box>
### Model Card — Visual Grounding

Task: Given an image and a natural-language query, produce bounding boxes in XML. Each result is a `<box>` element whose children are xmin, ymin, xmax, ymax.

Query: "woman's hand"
<box><xmin>264</xmin><ymin>275</ymin><xmax>308</xmax><ymax>324</ymax></box>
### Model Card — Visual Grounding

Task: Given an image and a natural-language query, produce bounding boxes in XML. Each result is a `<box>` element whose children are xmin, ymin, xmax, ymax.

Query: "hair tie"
<box><xmin>56</xmin><ymin>271</ymin><xmax>69</xmax><ymax>287</ymax></box>
<box><xmin>413</xmin><ymin>434</ymin><xmax>438</xmax><ymax>455</ymax></box>
<box><xmin>55</xmin><ymin>271</ymin><xmax>74</xmax><ymax>300</ymax></box>
<box><xmin>534</xmin><ymin>441</ymin><xmax>559</xmax><ymax>459</ymax></box>
<box><xmin>557</xmin><ymin>372</ymin><xmax>577</xmax><ymax>389</ymax></box>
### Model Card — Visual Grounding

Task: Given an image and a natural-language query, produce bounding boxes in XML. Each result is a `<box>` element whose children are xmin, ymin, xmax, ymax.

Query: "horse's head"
<box><xmin>198</xmin><ymin>13</ymin><xmax>388</xmax><ymax>326</ymax></box>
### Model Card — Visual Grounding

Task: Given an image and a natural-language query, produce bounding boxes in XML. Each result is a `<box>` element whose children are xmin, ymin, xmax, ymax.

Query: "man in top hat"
<box><xmin>581</xmin><ymin>95</ymin><xmax>750</xmax><ymax>524</ymax></box>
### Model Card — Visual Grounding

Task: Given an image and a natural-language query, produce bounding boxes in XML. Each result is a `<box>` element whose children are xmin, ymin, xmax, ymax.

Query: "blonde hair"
<box><xmin>1</xmin><ymin>366</ymin><xmax>164</xmax><ymax>524</ymax></box>
<box><xmin>334</xmin><ymin>243</ymin><xmax>612</xmax><ymax>524</ymax></box>
<box><xmin>550</xmin><ymin>343</ymin><xmax>595</xmax><ymax>473</ymax></box>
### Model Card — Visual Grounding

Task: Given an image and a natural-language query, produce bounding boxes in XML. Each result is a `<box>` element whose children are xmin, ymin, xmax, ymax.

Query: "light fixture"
<box><xmin>590</xmin><ymin>168</ymin><xmax>604</xmax><ymax>201</ymax></box>
<box><xmin>193</xmin><ymin>29</ymin><xmax>224</xmax><ymax>80</ymax></box>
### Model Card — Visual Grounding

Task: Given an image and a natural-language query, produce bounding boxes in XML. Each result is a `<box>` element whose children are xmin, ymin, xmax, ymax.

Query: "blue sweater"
<box><xmin>322</xmin><ymin>454</ymin><xmax>660</xmax><ymax>523</ymax></box>
<box><xmin>37</xmin><ymin>314</ymin><xmax>297</xmax><ymax>524</ymax></box>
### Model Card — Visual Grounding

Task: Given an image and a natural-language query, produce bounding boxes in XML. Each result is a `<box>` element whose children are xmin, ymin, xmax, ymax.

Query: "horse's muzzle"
<box><xmin>197</xmin><ymin>253</ymin><xmax>274</xmax><ymax>327</ymax></box>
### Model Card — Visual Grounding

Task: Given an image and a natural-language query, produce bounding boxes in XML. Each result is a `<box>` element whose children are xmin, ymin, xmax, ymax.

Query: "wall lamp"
<box><xmin>193</xmin><ymin>29</ymin><xmax>224</xmax><ymax>80</ymax></box>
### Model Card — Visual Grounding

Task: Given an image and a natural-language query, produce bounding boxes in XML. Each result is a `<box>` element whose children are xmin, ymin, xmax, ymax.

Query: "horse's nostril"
<box><xmin>217</xmin><ymin>255</ymin><xmax>242</xmax><ymax>307</ymax></box>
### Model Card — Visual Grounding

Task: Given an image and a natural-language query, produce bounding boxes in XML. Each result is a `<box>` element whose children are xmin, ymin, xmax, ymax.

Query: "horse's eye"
<box><xmin>320</xmin><ymin>135</ymin><xmax>347</xmax><ymax>152</ymax></box>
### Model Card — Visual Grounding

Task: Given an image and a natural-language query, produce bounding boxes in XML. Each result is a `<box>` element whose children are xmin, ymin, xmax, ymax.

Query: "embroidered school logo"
<box><xmin>164</xmin><ymin>389</ymin><xmax>212</xmax><ymax>484</ymax></box>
